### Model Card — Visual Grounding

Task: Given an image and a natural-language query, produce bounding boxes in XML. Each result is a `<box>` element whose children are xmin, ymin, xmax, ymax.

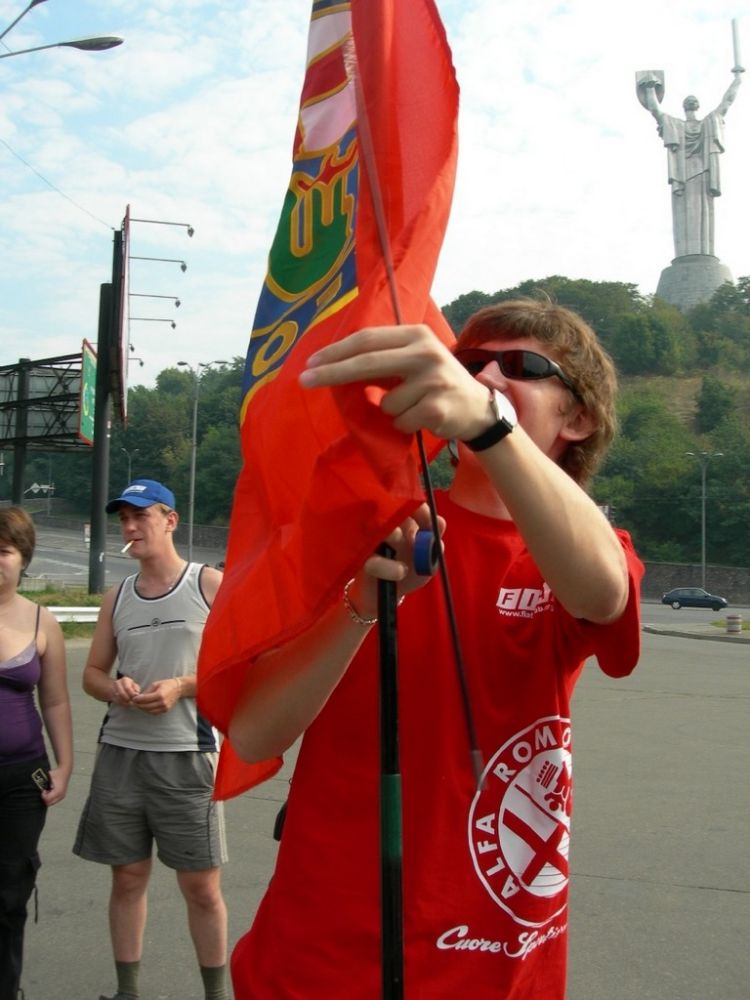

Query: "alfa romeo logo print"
<box><xmin>468</xmin><ymin>717</ymin><xmax>573</xmax><ymax>928</ymax></box>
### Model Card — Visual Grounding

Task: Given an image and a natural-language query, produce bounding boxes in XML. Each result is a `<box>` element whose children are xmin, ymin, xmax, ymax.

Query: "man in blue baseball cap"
<box><xmin>74</xmin><ymin>480</ymin><xmax>229</xmax><ymax>1000</ymax></box>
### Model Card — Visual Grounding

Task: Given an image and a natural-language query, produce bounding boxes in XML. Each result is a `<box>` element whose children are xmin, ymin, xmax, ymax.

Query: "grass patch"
<box><xmin>59</xmin><ymin>622</ymin><xmax>98</xmax><ymax>640</ymax></box>
<box><xmin>20</xmin><ymin>585</ymin><xmax>101</xmax><ymax>640</ymax></box>
<box><xmin>19</xmin><ymin>585</ymin><xmax>102</xmax><ymax>607</ymax></box>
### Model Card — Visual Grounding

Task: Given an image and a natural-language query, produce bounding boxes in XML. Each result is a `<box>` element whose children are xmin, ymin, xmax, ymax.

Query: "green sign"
<box><xmin>79</xmin><ymin>340</ymin><xmax>97</xmax><ymax>445</ymax></box>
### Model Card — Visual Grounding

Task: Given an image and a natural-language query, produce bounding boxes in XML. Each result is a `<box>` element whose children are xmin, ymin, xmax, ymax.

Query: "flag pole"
<box><xmin>346</xmin><ymin>45</ymin><xmax>406</xmax><ymax>995</ymax></box>
<box><xmin>377</xmin><ymin>544</ymin><xmax>404</xmax><ymax>998</ymax></box>
<box><xmin>349</xmin><ymin>24</ymin><xmax>482</xmax><ymax>994</ymax></box>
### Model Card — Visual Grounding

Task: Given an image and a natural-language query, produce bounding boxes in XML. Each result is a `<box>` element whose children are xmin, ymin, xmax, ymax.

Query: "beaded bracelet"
<box><xmin>343</xmin><ymin>578</ymin><xmax>404</xmax><ymax>625</ymax></box>
<box><xmin>343</xmin><ymin>578</ymin><xmax>378</xmax><ymax>625</ymax></box>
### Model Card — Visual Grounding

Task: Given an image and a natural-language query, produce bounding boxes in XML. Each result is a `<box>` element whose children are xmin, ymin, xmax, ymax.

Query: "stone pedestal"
<box><xmin>655</xmin><ymin>255</ymin><xmax>734</xmax><ymax>311</ymax></box>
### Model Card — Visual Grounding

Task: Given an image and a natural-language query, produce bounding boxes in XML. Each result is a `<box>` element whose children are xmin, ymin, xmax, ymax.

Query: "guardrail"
<box><xmin>50</xmin><ymin>606</ymin><xmax>100</xmax><ymax>623</ymax></box>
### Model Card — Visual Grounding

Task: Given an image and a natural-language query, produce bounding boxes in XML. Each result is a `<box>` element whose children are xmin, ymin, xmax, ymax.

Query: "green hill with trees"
<box><xmin>8</xmin><ymin>275</ymin><xmax>750</xmax><ymax>569</ymax></box>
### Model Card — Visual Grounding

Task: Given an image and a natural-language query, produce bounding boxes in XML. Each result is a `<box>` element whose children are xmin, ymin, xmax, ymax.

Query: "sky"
<box><xmin>1</xmin><ymin>0</ymin><xmax>749</xmax><ymax>393</ymax></box>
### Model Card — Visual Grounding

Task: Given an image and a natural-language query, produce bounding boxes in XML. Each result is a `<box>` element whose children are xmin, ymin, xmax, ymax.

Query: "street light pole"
<box><xmin>0</xmin><ymin>35</ymin><xmax>123</xmax><ymax>58</ymax></box>
<box><xmin>121</xmin><ymin>447</ymin><xmax>139</xmax><ymax>482</ymax></box>
<box><xmin>0</xmin><ymin>0</ymin><xmax>48</xmax><ymax>45</ymax></box>
<box><xmin>1</xmin><ymin>0</ymin><xmax>123</xmax><ymax>56</ymax></box>
<box><xmin>176</xmin><ymin>360</ymin><xmax>227</xmax><ymax>562</ymax></box>
<box><xmin>186</xmin><ymin>370</ymin><xmax>199</xmax><ymax>563</ymax></box>
<box><xmin>685</xmin><ymin>451</ymin><xmax>723</xmax><ymax>589</ymax></box>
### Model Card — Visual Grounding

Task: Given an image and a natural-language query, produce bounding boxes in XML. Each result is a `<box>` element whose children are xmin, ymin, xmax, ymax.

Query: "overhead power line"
<box><xmin>0</xmin><ymin>136</ymin><xmax>114</xmax><ymax>230</ymax></box>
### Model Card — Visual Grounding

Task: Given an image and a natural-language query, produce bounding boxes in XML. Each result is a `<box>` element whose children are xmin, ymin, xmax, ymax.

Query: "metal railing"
<box><xmin>50</xmin><ymin>606</ymin><xmax>100</xmax><ymax>623</ymax></box>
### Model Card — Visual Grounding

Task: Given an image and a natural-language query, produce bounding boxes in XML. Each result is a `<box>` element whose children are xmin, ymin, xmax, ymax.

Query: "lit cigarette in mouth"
<box><xmin>121</xmin><ymin>540</ymin><xmax>134</xmax><ymax>554</ymax></box>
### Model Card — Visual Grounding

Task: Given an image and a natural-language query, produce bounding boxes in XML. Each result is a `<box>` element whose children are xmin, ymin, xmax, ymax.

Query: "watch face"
<box><xmin>491</xmin><ymin>389</ymin><xmax>518</xmax><ymax>428</ymax></box>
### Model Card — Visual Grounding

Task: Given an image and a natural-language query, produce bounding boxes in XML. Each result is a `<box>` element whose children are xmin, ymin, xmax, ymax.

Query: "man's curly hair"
<box><xmin>454</xmin><ymin>299</ymin><xmax>618</xmax><ymax>487</ymax></box>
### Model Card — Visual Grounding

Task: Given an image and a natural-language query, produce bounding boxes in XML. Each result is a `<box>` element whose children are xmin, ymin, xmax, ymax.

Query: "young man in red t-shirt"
<box><xmin>228</xmin><ymin>301</ymin><xmax>643</xmax><ymax>998</ymax></box>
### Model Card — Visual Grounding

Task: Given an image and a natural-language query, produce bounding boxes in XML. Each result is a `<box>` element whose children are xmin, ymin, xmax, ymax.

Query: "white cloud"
<box><xmin>0</xmin><ymin>0</ymin><xmax>748</xmax><ymax>394</ymax></box>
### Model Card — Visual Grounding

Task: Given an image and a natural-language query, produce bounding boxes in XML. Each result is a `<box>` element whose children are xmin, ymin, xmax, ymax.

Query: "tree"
<box><xmin>194</xmin><ymin>424</ymin><xmax>241</xmax><ymax>524</ymax></box>
<box><xmin>610</xmin><ymin>314</ymin><xmax>681</xmax><ymax>376</ymax></box>
<box><xmin>441</xmin><ymin>290</ymin><xmax>493</xmax><ymax>333</ymax></box>
<box><xmin>594</xmin><ymin>390</ymin><xmax>696</xmax><ymax>560</ymax></box>
<box><xmin>695</xmin><ymin>376</ymin><xmax>736</xmax><ymax>433</ymax></box>
<box><xmin>117</xmin><ymin>378</ymin><xmax>192</xmax><ymax>496</ymax></box>
<box><xmin>427</xmin><ymin>445</ymin><xmax>455</xmax><ymax>490</ymax></box>
<box><xmin>686</xmin><ymin>276</ymin><xmax>750</xmax><ymax>373</ymax></box>
<box><xmin>441</xmin><ymin>276</ymin><xmax>649</xmax><ymax>355</ymax></box>
<box><xmin>609</xmin><ymin>316</ymin><xmax>652</xmax><ymax>375</ymax></box>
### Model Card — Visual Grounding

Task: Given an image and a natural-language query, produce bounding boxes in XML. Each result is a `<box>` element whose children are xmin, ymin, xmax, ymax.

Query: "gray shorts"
<box><xmin>73</xmin><ymin>744</ymin><xmax>227</xmax><ymax>871</ymax></box>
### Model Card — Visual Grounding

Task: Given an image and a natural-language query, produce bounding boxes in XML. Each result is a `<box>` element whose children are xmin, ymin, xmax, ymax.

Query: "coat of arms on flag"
<box><xmin>198</xmin><ymin>0</ymin><xmax>459</xmax><ymax>799</ymax></box>
<box><xmin>242</xmin><ymin>2</ymin><xmax>360</xmax><ymax>417</ymax></box>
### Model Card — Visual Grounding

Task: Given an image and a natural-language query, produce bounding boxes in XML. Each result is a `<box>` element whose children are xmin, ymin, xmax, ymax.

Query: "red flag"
<box><xmin>198</xmin><ymin>0</ymin><xmax>459</xmax><ymax>799</ymax></box>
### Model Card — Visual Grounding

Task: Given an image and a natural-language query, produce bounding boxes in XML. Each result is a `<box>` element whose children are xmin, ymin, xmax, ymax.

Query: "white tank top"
<box><xmin>99</xmin><ymin>562</ymin><xmax>218</xmax><ymax>752</ymax></box>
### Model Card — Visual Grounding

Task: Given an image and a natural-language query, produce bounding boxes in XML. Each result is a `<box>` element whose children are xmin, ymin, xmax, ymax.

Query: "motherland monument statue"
<box><xmin>636</xmin><ymin>20</ymin><xmax>744</xmax><ymax>310</ymax></box>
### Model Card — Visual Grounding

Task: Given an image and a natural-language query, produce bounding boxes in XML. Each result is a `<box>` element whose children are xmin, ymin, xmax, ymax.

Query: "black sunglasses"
<box><xmin>454</xmin><ymin>348</ymin><xmax>581</xmax><ymax>400</ymax></box>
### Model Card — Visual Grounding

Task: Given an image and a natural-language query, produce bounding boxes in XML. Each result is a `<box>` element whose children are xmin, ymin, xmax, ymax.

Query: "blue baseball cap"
<box><xmin>106</xmin><ymin>479</ymin><xmax>176</xmax><ymax>514</ymax></box>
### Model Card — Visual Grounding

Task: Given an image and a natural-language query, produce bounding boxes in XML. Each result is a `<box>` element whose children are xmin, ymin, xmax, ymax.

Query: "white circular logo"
<box><xmin>468</xmin><ymin>717</ymin><xmax>572</xmax><ymax>928</ymax></box>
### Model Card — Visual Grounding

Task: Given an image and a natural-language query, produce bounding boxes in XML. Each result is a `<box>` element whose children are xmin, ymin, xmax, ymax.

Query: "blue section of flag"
<box><xmin>242</xmin><ymin>124</ymin><xmax>359</xmax><ymax>408</ymax></box>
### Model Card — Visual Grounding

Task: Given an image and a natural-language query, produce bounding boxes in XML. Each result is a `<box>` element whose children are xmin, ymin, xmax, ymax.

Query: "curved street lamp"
<box><xmin>129</xmin><ymin>293</ymin><xmax>181</xmax><ymax>308</ymax></box>
<box><xmin>131</xmin><ymin>218</ymin><xmax>195</xmax><ymax>238</ymax></box>
<box><xmin>1</xmin><ymin>1</ymin><xmax>123</xmax><ymax>59</ymax></box>
<box><xmin>130</xmin><ymin>256</ymin><xmax>187</xmax><ymax>272</ymax></box>
<box><xmin>131</xmin><ymin>317</ymin><xmax>177</xmax><ymax>329</ymax></box>
<box><xmin>0</xmin><ymin>36</ymin><xmax>123</xmax><ymax>58</ymax></box>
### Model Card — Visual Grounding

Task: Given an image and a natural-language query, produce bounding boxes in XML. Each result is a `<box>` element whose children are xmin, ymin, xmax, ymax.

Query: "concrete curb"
<box><xmin>643</xmin><ymin>624</ymin><xmax>750</xmax><ymax>644</ymax></box>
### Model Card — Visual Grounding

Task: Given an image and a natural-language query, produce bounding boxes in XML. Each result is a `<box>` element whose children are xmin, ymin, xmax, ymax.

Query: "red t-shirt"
<box><xmin>232</xmin><ymin>493</ymin><xmax>644</xmax><ymax>999</ymax></box>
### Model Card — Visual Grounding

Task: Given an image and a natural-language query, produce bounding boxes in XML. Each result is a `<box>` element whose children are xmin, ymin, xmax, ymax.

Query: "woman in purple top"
<box><xmin>0</xmin><ymin>507</ymin><xmax>73</xmax><ymax>1000</ymax></box>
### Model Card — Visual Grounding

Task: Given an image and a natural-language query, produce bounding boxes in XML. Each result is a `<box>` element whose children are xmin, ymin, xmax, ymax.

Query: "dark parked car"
<box><xmin>661</xmin><ymin>587</ymin><xmax>728</xmax><ymax>611</ymax></box>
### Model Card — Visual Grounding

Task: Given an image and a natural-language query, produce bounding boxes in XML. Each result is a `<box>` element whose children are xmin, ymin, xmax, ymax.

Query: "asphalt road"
<box><xmin>28</xmin><ymin>525</ymin><xmax>225</xmax><ymax>591</ymax></box>
<box><xmin>20</xmin><ymin>631</ymin><xmax>749</xmax><ymax>999</ymax></box>
<box><xmin>642</xmin><ymin>601</ymin><xmax>750</xmax><ymax>626</ymax></box>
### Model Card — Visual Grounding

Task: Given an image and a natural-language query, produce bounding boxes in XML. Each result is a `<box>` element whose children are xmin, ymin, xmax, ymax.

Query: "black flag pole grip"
<box><xmin>378</xmin><ymin>531</ymin><xmax>438</xmax><ymax>999</ymax></box>
<box><xmin>377</xmin><ymin>542</ymin><xmax>404</xmax><ymax>999</ymax></box>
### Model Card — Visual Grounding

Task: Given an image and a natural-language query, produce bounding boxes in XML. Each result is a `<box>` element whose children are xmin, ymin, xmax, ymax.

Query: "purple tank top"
<box><xmin>0</xmin><ymin>629</ymin><xmax>46</xmax><ymax>764</ymax></box>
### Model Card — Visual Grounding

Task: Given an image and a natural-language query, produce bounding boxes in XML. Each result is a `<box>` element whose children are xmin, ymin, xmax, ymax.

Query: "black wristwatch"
<box><xmin>463</xmin><ymin>389</ymin><xmax>517</xmax><ymax>452</ymax></box>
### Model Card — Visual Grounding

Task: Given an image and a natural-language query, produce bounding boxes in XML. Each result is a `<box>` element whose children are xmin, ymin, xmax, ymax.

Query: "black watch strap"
<box><xmin>464</xmin><ymin>417</ymin><xmax>514</xmax><ymax>452</ymax></box>
<box><xmin>463</xmin><ymin>389</ymin><xmax>516</xmax><ymax>452</ymax></box>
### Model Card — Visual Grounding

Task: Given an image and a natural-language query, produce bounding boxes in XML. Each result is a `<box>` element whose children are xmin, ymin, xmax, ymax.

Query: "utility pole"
<box><xmin>685</xmin><ymin>450</ymin><xmax>724</xmax><ymax>589</ymax></box>
<box><xmin>88</xmin><ymin>281</ymin><xmax>115</xmax><ymax>593</ymax></box>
